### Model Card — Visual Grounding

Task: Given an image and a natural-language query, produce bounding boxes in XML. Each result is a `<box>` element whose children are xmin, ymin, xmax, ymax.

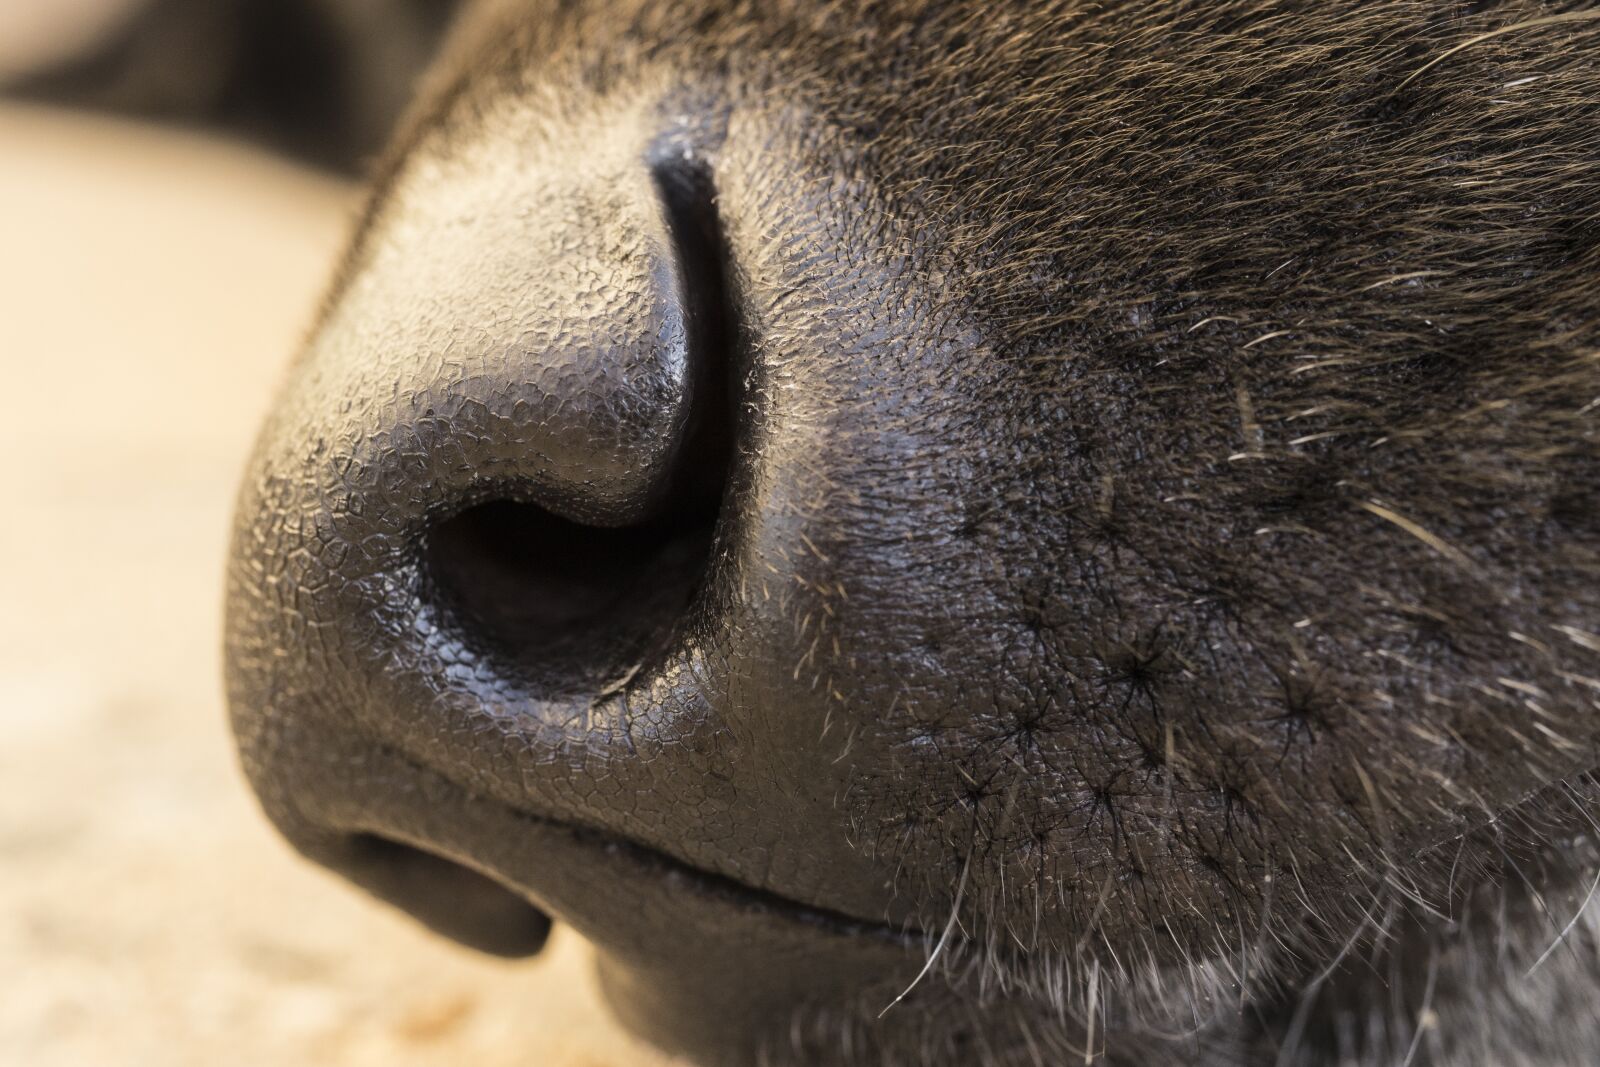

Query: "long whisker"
<box><xmin>880</xmin><ymin>820</ymin><xmax>978</xmax><ymax>1017</ymax></box>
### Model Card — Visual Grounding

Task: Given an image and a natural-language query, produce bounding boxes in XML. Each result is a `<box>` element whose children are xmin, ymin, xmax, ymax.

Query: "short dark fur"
<box><xmin>216</xmin><ymin>1</ymin><xmax>1600</xmax><ymax>1063</ymax></box>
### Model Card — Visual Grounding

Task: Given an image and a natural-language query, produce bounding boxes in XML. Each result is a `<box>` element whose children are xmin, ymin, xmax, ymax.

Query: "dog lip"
<box><xmin>338</xmin><ymin>830</ymin><xmax>555</xmax><ymax>957</ymax></box>
<box><xmin>497</xmin><ymin>808</ymin><xmax>931</xmax><ymax>949</ymax></box>
<box><xmin>326</xmin><ymin>741</ymin><xmax>933</xmax><ymax>962</ymax></box>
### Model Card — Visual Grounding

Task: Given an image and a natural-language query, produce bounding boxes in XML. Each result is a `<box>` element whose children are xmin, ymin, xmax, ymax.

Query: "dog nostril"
<box><xmin>424</xmin><ymin>492</ymin><xmax>722</xmax><ymax>691</ymax></box>
<box><xmin>344</xmin><ymin>833</ymin><xmax>552</xmax><ymax>957</ymax></box>
<box><xmin>421</xmin><ymin>154</ymin><xmax>736</xmax><ymax>694</ymax></box>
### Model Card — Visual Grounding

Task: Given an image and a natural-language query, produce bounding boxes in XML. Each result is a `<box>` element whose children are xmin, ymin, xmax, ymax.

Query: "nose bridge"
<box><xmin>330</xmin><ymin>146</ymin><xmax>695</xmax><ymax>527</ymax></box>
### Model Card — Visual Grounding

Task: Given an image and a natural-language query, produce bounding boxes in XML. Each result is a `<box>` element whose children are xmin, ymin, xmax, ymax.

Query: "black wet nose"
<box><xmin>226</xmin><ymin>119</ymin><xmax>739</xmax><ymax>949</ymax></box>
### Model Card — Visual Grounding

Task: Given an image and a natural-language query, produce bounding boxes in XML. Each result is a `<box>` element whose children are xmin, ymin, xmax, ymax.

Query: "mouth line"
<box><xmin>343</xmin><ymin>740</ymin><xmax>932</xmax><ymax>956</ymax></box>
<box><xmin>505</xmin><ymin>804</ymin><xmax>929</xmax><ymax>947</ymax></box>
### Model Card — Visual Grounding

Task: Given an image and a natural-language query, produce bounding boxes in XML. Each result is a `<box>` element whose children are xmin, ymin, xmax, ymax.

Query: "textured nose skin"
<box><xmin>226</xmin><ymin>86</ymin><xmax>1004</xmax><ymax>1059</ymax></box>
<box><xmin>329</xmin><ymin>150</ymin><xmax>696</xmax><ymax>530</ymax></box>
<box><xmin>225</xmin><ymin>88</ymin><xmax>930</xmax><ymax>937</ymax></box>
<box><xmin>223</xmin><ymin>102</ymin><xmax>739</xmax><ymax>942</ymax></box>
<box><xmin>226</xmin><ymin>88</ymin><xmax>956</xmax><ymax>1032</ymax></box>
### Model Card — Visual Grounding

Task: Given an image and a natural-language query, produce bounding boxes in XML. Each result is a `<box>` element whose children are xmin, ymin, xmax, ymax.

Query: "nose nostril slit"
<box><xmin>424</xmin><ymin>497</ymin><xmax>721</xmax><ymax>690</ymax></box>
<box><xmin>422</xmin><ymin>152</ymin><xmax>738</xmax><ymax>695</ymax></box>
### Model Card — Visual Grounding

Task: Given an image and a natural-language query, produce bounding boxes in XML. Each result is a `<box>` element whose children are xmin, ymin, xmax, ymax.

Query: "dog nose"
<box><xmin>225</xmin><ymin>90</ymin><xmax>993</xmax><ymax>1057</ymax></box>
<box><xmin>225</xmin><ymin>110</ymin><xmax>737</xmax><ymax>946</ymax></box>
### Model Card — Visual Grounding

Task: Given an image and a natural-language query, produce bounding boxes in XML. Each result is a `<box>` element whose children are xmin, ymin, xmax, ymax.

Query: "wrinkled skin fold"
<box><xmin>223</xmin><ymin>1</ymin><xmax>1600</xmax><ymax>1063</ymax></box>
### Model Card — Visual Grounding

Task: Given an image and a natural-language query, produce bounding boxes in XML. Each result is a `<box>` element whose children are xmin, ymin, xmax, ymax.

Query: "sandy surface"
<box><xmin>0</xmin><ymin>104</ymin><xmax>682</xmax><ymax>1067</ymax></box>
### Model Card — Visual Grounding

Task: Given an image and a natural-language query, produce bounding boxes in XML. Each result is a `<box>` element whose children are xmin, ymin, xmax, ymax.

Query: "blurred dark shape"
<box><xmin>5</xmin><ymin>0</ymin><xmax>461</xmax><ymax>172</ymax></box>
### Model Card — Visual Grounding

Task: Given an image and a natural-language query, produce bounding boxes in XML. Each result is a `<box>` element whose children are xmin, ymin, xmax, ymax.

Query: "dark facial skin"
<box><xmin>225</xmin><ymin>2</ymin><xmax>1600</xmax><ymax>1063</ymax></box>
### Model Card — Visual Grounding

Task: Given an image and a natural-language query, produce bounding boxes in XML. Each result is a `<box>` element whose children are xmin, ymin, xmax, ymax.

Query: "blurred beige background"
<box><xmin>0</xmin><ymin>103</ymin><xmax>681</xmax><ymax>1067</ymax></box>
